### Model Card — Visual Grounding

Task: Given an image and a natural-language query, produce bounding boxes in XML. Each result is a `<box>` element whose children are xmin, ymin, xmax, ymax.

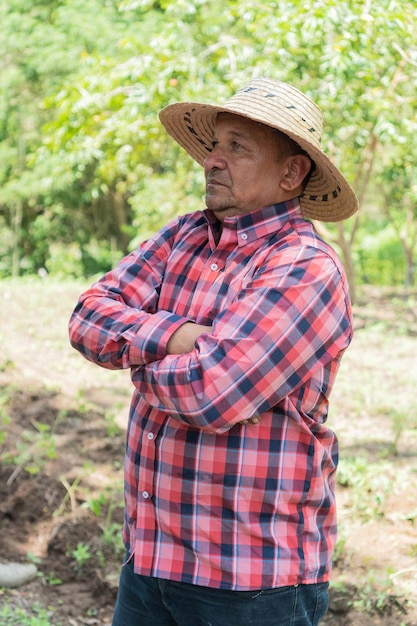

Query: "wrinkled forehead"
<box><xmin>214</xmin><ymin>111</ymin><xmax>301</xmax><ymax>160</ymax></box>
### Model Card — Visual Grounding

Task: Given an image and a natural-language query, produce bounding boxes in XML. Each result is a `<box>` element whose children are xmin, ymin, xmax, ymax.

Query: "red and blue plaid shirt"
<box><xmin>69</xmin><ymin>199</ymin><xmax>353</xmax><ymax>590</ymax></box>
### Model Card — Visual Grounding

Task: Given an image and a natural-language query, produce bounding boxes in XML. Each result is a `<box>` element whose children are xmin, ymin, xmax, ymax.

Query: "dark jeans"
<box><xmin>111</xmin><ymin>558</ymin><xmax>329</xmax><ymax>626</ymax></box>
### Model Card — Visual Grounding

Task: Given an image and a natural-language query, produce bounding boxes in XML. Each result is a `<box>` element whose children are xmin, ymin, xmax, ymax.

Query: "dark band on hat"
<box><xmin>184</xmin><ymin>110</ymin><xmax>213</xmax><ymax>151</ymax></box>
<box><xmin>302</xmin><ymin>185</ymin><xmax>342</xmax><ymax>202</ymax></box>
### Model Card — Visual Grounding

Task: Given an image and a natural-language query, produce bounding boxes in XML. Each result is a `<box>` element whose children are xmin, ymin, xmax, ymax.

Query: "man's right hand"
<box><xmin>166</xmin><ymin>323</ymin><xmax>212</xmax><ymax>355</ymax></box>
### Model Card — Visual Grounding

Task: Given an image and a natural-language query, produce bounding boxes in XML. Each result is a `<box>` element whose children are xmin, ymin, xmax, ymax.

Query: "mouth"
<box><xmin>206</xmin><ymin>177</ymin><xmax>225</xmax><ymax>189</ymax></box>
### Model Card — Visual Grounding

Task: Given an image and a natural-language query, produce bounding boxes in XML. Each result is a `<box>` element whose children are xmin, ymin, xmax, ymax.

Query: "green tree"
<box><xmin>0</xmin><ymin>0</ymin><xmax>140</xmax><ymax>275</ymax></box>
<box><xmin>378</xmin><ymin>149</ymin><xmax>417</xmax><ymax>289</ymax></box>
<box><xmin>1</xmin><ymin>0</ymin><xmax>416</xmax><ymax>293</ymax></box>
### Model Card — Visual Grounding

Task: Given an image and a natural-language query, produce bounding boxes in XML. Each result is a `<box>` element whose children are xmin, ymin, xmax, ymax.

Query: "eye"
<box><xmin>231</xmin><ymin>140</ymin><xmax>244</xmax><ymax>150</ymax></box>
<box><xmin>211</xmin><ymin>140</ymin><xmax>219</xmax><ymax>149</ymax></box>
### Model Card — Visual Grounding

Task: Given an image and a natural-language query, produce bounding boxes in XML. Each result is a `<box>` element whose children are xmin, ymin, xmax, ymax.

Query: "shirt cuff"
<box><xmin>129</xmin><ymin>311</ymin><xmax>191</xmax><ymax>364</ymax></box>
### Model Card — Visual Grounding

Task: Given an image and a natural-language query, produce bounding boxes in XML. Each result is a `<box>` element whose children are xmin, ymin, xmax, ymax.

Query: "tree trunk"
<box><xmin>335</xmin><ymin>221</ymin><xmax>357</xmax><ymax>305</ymax></box>
<box><xmin>11</xmin><ymin>202</ymin><xmax>23</xmax><ymax>278</ymax></box>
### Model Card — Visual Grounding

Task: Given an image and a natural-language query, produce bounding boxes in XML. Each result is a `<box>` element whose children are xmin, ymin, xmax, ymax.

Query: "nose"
<box><xmin>204</xmin><ymin>146</ymin><xmax>227</xmax><ymax>172</ymax></box>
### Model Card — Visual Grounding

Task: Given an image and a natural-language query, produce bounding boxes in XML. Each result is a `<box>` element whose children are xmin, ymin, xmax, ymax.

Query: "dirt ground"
<box><xmin>0</xmin><ymin>280</ymin><xmax>417</xmax><ymax>625</ymax></box>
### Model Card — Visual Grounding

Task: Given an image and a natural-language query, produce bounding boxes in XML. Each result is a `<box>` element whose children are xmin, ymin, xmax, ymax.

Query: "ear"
<box><xmin>280</xmin><ymin>155</ymin><xmax>312</xmax><ymax>192</ymax></box>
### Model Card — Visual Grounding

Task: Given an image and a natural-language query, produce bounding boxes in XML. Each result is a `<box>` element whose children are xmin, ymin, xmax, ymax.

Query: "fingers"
<box><xmin>239</xmin><ymin>416</ymin><xmax>262</xmax><ymax>426</ymax></box>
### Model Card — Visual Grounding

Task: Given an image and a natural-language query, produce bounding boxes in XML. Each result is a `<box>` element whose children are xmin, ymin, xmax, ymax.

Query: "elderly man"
<box><xmin>69</xmin><ymin>77</ymin><xmax>358</xmax><ymax>626</ymax></box>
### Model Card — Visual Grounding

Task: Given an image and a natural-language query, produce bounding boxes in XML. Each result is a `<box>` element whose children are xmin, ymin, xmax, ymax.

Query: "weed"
<box><xmin>0</xmin><ymin>358</ymin><xmax>15</xmax><ymax>373</ymax></box>
<box><xmin>0</xmin><ymin>411</ymin><xmax>10</xmax><ymax>446</ymax></box>
<box><xmin>84</xmin><ymin>491</ymin><xmax>108</xmax><ymax>517</ymax></box>
<box><xmin>332</xmin><ymin>531</ymin><xmax>347</xmax><ymax>566</ymax></box>
<box><xmin>70</xmin><ymin>542</ymin><xmax>91</xmax><ymax>569</ymax></box>
<box><xmin>389</xmin><ymin>408</ymin><xmax>410</xmax><ymax>456</ymax></box>
<box><xmin>352</xmin><ymin>569</ymin><xmax>393</xmax><ymax>614</ymax></box>
<box><xmin>75</xmin><ymin>389</ymin><xmax>93</xmax><ymax>414</ymax></box>
<box><xmin>54</xmin><ymin>408</ymin><xmax>68</xmax><ymax>430</ymax></box>
<box><xmin>25</xmin><ymin>553</ymin><xmax>63</xmax><ymax>587</ymax></box>
<box><xmin>0</xmin><ymin>388</ymin><xmax>12</xmax><ymax>447</ymax></box>
<box><xmin>105</xmin><ymin>409</ymin><xmax>121</xmax><ymax>437</ymax></box>
<box><xmin>44</xmin><ymin>572</ymin><xmax>63</xmax><ymax>586</ymax></box>
<box><xmin>408</xmin><ymin>544</ymin><xmax>417</xmax><ymax>557</ymax></box>
<box><xmin>82</xmin><ymin>483</ymin><xmax>123</xmax><ymax>521</ymax></box>
<box><xmin>0</xmin><ymin>602</ymin><xmax>59</xmax><ymax>626</ymax></box>
<box><xmin>82</xmin><ymin>485</ymin><xmax>125</xmax><ymax>559</ymax></box>
<box><xmin>337</xmin><ymin>456</ymin><xmax>398</xmax><ymax>521</ymax></box>
<box><xmin>26</xmin><ymin>552</ymin><xmax>42</xmax><ymax>566</ymax></box>
<box><xmin>1</xmin><ymin>421</ymin><xmax>57</xmax><ymax>477</ymax></box>
<box><xmin>102</xmin><ymin>521</ymin><xmax>125</xmax><ymax>556</ymax></box>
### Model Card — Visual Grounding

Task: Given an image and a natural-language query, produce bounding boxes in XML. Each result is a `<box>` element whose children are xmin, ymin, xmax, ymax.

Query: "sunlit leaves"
<box><xmin>1</xmin><ymin>0</ymin><xmax>417</xmax><ymax>279</ymax></box>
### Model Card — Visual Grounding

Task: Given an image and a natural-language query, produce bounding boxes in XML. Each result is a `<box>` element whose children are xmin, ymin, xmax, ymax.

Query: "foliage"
<box><xmin>0</xmin><ymin>0</ymin><xmax>416</xmax><ymax>285</ymax></box>
<box><xmin>356</xmin><ymin>222</ymin><xmax>407</xmax><ymax>285</ymax></box>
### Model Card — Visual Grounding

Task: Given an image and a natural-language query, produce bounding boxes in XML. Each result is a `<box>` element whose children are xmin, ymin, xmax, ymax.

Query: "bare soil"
<box><xmin>0</xmin><ymin>280</ymin><xmax>417</xmax><ymax>625</ymax></box>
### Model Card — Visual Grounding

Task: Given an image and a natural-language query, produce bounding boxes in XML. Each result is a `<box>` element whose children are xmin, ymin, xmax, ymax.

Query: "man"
<box><xmin>69</xmin><ymin>77</ymin><xmax>358</xmax><ymax>626</ymax></box>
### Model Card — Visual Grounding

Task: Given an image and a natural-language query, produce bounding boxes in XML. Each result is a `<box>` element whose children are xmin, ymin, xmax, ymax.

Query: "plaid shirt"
<box><xmin>69</xmin><ymin>199</ymin><xmax>353</xmax><ymax>590</ymax></box>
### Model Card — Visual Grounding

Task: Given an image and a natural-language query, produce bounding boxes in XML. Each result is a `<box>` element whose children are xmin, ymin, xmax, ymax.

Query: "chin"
<box><xmin>213</xmin><ymin>207</ymin><xmax>242</xmax><ymax>221</ymax></box>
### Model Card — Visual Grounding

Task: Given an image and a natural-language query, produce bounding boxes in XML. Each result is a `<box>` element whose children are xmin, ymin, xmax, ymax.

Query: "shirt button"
<box><xmin>147</xmin><ymin>432</ymin><xmax>154</xmax><ymax>440</ymax></box>
<box><xmin>210</xmin><ymin>263</ymin><xmax>218</xmax><ymax>271</ymax></box>
<box><xmin>142</xmin><ymin>491</ymin><xmax>150</xmax><ymax>499</ymax></box>
<box><xmin>241</xmin><ymin>232</ymin><xmax>248</xmax><ymax>240</ymax></box>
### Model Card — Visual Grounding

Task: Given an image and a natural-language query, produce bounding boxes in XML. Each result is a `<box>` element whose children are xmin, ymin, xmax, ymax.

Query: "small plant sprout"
<box><xmin>70</xmin><ymin>542</ymin><xmax>92</xmax><ymax>569</ymax></box>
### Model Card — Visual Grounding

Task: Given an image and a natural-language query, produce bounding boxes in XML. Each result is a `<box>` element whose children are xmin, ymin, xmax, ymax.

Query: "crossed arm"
<box><xmin>166</xmin><ymin>322</ymin><xmax>261</xmax><ymax>426</ymax></box>
<box><xmin>69</xmin><ymin>230</ymin><xmax>350</xmax><ymax>433</ymax></box>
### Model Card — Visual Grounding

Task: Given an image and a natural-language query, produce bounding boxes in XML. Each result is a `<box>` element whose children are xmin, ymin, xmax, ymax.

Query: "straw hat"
<box><xmin>159</xmin><ymin>77</ymin><xmax>358</xmax><ymax>222</ymax></box>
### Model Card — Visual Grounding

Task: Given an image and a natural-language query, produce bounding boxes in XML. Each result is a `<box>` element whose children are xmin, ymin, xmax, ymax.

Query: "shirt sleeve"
<box><xmin>68</xmin><ymin>219</ymin><xmax>191</xmax><ymax>370</ymax></box>
<box><xmin>130</xmin><ymin>245</ymin><xmax>353</xmax><ymax>433</ymax></box>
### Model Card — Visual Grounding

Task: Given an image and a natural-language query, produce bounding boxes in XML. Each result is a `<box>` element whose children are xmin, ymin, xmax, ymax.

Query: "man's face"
<box><xmin>203</xmin><ymin>113</ymin><xmax>291</xmax><ymax>222</ymax></box>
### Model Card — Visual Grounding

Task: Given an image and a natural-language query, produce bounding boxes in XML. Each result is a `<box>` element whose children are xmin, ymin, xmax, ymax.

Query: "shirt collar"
<box><xmin>205</xmin><ymin>198</ymin><xmax>303</xmax><ymax>247</ymax></box>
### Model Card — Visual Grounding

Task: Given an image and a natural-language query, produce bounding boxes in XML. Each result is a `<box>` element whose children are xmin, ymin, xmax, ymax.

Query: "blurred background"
<box><xmin>1</xmin><ymin>0</ymin><xmax>416</xmax><ymax>301</ymax></box>
<box><xmin>1</xmin><ymin>1</ymin><xmax>416</xmax><ymax>625</ymax></box>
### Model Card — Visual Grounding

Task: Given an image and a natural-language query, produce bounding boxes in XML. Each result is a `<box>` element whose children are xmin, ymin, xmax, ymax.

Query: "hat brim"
<box><xmin>159</xmin><ymin>102</ymin><xmax>358</xmax><ymax>222</ymax></box>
